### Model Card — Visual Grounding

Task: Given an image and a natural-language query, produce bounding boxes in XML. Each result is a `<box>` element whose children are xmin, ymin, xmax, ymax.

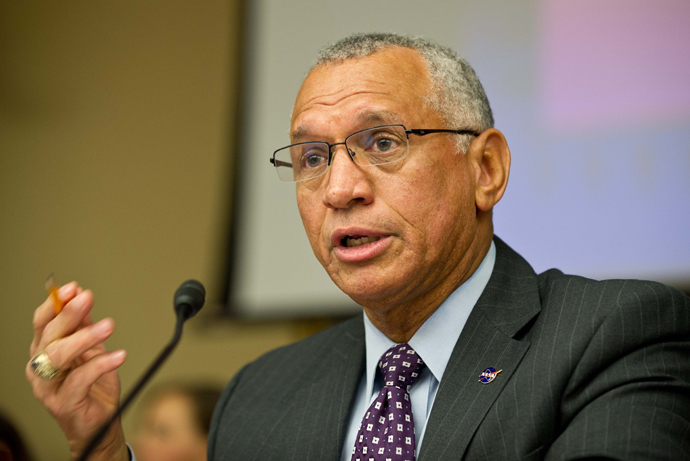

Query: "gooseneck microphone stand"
<box><xmin>77</xmin><ymin>280</ymin><xmax>205</xmax><ymax>461</ymax></box>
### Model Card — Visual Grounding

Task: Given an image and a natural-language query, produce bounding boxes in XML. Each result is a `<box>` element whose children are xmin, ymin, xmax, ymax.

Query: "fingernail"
<box><xmin>111</xmin><ymin>350</ymin><xmax>126</xmax><ymax>362</ymax></box>
<box><xmin>93</xmin><ymin>319</ymin><xmax>112</xmax><ymax>335</ymax></box>
<box><xmin>72</xmin><ymin>291</ymin><xmax>89</xmax><ymax>308</ymax></box>
<box><xmin>58</xmin><ymin>282</ymin><xmax>76</xmax><ymax>297</ymax></box>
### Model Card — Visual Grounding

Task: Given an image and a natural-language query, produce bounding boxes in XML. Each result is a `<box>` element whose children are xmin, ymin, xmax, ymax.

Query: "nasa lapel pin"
<box><xmin>478</xmin><ymin>367</ymin><xmax>502</xmax><ymax>384</ymax></box>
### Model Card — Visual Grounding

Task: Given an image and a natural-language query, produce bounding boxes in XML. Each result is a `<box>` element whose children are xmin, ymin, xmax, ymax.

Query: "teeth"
<box><xmin>345</xmin><ymin>236</ymin><xmax>380</xmax><ymax>247</ymax></box>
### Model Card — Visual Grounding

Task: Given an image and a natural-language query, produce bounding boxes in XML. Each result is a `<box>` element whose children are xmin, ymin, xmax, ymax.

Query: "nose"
<box><xmin>322</xmin><ymin>144</ymin><xmax>374</xmax><ymax>209</ymax></box>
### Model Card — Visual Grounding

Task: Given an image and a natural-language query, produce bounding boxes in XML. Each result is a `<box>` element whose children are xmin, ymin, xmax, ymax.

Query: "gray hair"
<box><xmin>312</xmin><ymin>33</ymin><xmax>494</xmax><ymax>152</ymax></box>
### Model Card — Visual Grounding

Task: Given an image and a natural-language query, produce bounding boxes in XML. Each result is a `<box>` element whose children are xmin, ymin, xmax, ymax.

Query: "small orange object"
<box><xmin>45</xmin><ymin>274</ymin><xmax>65</xmax><ymax>315</ymax></box>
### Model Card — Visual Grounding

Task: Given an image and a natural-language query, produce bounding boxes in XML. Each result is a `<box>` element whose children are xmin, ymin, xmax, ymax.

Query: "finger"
<box><xmin>38</xmin><ymin>312</ymin><xmax>98</xmax><ymax>360</ymax></box>
<box><xmin>26</xmin><ymin>354</ymin><xmax>63</xmax><ymax>401</ymax></box>
<box><xmin>32</xmin><ymin>282</ymin><xmax>80</xmax><ymax>348</ymax></box>
<box><xmin>74</xmin><ymin>342</ymin><xmax>107</xmax><ymax>367</ymax></box>
<box><xmin>77</xmin><ymin>312</ymin><xmax>94</xmax><ymax>330</ymax></box>
<box><xmin>43</xmin><ymin>318</ymin><xmax>115</xmax><ymax>371</ymax></box>
<box><xmin>69</xmin><ymin>314</ymin><xmax>107</xmax><ymax>369</ymax></box>
<box><xmin>38</xmin><ymin>290</ymin><xmax>95</xmax><ymax>353</ymax></box>
<box><xmin>58</xmin><ymin>349</ymin><xmax>127</xmax><ymax>406</ymax></box>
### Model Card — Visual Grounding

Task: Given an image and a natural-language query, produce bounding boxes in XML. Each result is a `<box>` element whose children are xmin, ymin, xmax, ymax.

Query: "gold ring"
<box><xmin>30</xmin><ymin>350</ymin><xmax>65</xmax><ymax>380</ymax></box>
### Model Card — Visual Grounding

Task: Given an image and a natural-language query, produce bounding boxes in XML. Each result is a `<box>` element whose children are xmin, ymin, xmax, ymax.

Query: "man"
<box><xmin>27</xmin><ymin>33</ymin><xmax>690</xmax><ymax>461</ymax></box>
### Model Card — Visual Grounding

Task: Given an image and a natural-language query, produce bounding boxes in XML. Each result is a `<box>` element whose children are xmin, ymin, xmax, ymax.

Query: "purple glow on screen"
<box><xmin>539</xmin><ymin>0</ymin><xmax>690</xmax><ymax>131</ymax></box>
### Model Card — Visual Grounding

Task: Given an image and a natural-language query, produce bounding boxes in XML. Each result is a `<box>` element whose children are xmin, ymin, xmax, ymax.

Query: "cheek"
<box><xmin>296</xmin><ymin>187</ymin><xmax>315</xmax><ymax>230</ymax></box>
<box><xmin>297</xmin><ymin>189</ymin><xmax>328</xmax><ymax>258</ymax></box>
<box><xmin>397</xmin><ymin>156</ymin><xmax>474</xmax><ymax>243</ymax></box>
<box><xmin>136</xmin><ymin>440</ymin><xmax>182</xmax><ymax>461</ymax></box>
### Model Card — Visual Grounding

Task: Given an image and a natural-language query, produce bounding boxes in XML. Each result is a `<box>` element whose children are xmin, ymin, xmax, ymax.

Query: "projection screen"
<box><xmin>226</xmin><ymin>0</ymin><xmax>690</xmax><ymax>318</ymax></box>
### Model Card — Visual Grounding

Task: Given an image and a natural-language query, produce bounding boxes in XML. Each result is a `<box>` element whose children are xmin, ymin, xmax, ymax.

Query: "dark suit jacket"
<box><xmin>208</xmin><ymin>238</ymin><xmax>690</xmax><ymax>460</ymax></box>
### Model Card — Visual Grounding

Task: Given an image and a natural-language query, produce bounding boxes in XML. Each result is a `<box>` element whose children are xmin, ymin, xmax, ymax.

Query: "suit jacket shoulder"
<box><xmin>420</xmin><ymin>237</ymin><xmax>690</xmax><ymax>460</ymax></box>
<box><xmin>208</xmin><ymin>316</ymin><xmax>365</xmax><ymax>460</ymax></box>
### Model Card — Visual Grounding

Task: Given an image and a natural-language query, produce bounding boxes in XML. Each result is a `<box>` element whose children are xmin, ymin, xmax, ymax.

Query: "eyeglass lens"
<box><xmin>273</xmin><ymin>125</ymin><xmax>409</xmax><ymax>182</ymax></box>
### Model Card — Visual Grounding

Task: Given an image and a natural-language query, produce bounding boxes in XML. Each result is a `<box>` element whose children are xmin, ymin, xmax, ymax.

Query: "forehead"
<box><xmin>291</xmin><ymin>47</ymin><xmax>435</xmax><ymax>140</ymax></box>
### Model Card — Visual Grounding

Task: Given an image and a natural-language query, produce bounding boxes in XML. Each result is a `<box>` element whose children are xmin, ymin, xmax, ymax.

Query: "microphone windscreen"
<box><xmin>174</xmin><ymin>279</ymin><xmax>206</xmax><ymax>319</ymax></box>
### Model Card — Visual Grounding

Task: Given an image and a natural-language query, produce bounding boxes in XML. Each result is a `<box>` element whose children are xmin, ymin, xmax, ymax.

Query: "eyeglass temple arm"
<box><xmin>406</xmin><ymin>129</ymin><xmax>481</xmax><ymax>137</ymax></box>
<box><xmin>270</xmin><ymin>158</ymin><xmax>293</xmax><ymax>168</ymax></box>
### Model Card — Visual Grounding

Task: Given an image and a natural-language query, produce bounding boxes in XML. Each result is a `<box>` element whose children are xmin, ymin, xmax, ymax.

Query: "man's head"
<box><xmin>288</xmin><ymin>33</ymin><xmax>510</xmax><ymax>330</ymax></box>
<box><xmin>312</xmin><ymin>33</ymin><xmax>494</xmax><ymax>152</ymax></box>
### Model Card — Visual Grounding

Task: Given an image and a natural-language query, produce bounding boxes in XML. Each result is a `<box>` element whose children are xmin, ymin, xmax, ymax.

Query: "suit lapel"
<box><xmin>296</xmin><ymin>317</ymin><xmax>365</xmax><ymax>460</ymax></box>
<box><xmin>419</xmin><ymin>237</ymin><xmax>542</xmax><ymax>461</ymax></box>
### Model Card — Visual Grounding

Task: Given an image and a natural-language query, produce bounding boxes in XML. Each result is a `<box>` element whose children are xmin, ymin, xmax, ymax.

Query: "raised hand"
<box><xmin>26</xmin><ymin>282</ymin><xmax>130</xmax><ymax>461</ymax></box>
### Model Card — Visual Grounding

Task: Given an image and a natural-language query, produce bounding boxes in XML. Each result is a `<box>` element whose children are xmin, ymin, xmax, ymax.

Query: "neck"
<box><xmin>364</xmin><ymin>230</ymin><xmax>493</xmax><ymax>343</ymax></box>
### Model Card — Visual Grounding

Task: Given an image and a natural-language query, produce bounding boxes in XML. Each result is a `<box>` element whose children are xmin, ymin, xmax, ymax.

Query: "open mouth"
<box><xmin>332</xmin><ymin>230</ymin><xmax>390</xmax><ymax>262</ymax></box>
<box><xmin>342</xmin><ymin>235</ymin><xmax>382</xmax><ymax>248</ymax></box>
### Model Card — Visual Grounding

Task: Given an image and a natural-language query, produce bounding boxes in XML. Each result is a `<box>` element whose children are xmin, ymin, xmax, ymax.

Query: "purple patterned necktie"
<box><xmin>351</xmin><ymin>343</ymin><xmax>426</xmax><ymax>461</ymax></box>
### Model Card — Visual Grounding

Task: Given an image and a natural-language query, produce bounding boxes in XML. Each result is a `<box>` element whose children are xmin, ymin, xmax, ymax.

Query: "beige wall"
<box><xmin>0</xmin><ymin>2</ymin><xmax>321</xmax><ymax>459</ymax></box>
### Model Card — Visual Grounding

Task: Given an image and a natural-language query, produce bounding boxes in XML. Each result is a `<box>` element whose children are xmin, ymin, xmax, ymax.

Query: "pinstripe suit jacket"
<box><xmin>208</xmin><ymin>238</ymin><xmax>690</xmax><ymax>460</ymax></box>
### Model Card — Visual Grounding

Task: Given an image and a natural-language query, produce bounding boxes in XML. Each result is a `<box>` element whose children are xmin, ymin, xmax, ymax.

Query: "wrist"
<box><xmin>70</xmin><ymin>424</ymin><xmax>129</xmax><ymax>461</ymax></box>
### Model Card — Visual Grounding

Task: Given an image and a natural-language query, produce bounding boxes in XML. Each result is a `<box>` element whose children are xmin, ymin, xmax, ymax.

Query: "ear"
<box><xmin>467</xmin><ymin>128</ymin><xmax>511</xmax><ymax>212</ymax></box>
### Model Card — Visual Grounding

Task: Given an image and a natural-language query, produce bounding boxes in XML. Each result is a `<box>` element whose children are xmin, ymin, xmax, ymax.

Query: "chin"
<box><xmin>336</xmin><ymin>278</ymin><xmax>407</xmax><ymax>309</ymax></box>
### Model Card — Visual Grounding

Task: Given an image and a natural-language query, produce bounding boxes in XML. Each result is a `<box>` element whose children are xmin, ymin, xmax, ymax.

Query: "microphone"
<box><xmin>174</xmin><ymin>279</ymin><xmax>205</xmax><ymax>320</ymax></box>
<box><xmin>77</xmin><ymin>280</ymin><xmax>206</xmax><ymax>461</ymax></box>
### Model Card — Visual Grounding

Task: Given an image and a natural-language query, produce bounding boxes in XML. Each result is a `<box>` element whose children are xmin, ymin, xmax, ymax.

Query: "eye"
<box><xmin>304</xmin><ymin>153</ymin><xmax>325</xmax><ymax>168</ymax></box>
<box><xmin>375</xmin><ymin>138</ymin><xmax>393</xmax><ymax>151</ymax></box>
<box><xmin>298</xmin><ymin>145</ymin><xmax>328</xmax><ymax>170</ymax></box>
<box><xmin>361</xmin><ymin>128</ymin><xmax>404</xmax><ymax>153</ymax></box>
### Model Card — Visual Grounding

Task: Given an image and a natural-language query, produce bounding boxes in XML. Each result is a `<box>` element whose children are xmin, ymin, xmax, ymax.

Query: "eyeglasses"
<box><xmin>269</xmin><ymin>124</ymin><xmax>481</xmax><ymax>182</ymax></box>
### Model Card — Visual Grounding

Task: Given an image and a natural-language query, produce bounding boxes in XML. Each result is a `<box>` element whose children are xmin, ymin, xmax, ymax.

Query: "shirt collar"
<box><xmin>363</xmin><ymin>241</ymin><xmax>496</xmax><ymax>393</ymax></box>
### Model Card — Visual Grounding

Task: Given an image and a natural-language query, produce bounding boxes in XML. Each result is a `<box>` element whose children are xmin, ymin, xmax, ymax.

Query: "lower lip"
<box><xmin>334</xmin><ymin>236</ymin><xmax>391</xmax><ymax>263</ymax></box>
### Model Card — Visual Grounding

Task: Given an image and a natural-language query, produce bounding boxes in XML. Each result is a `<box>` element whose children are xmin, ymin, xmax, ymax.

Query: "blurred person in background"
<box><xmin>0</xmin><ymin>411</ymin><xmax>33</xmax><ymax>461</ymax></box>
<box><xmin>132</xmin><ymin>383</ymin><xmax>221</xmax><ymax>461</ymax></box>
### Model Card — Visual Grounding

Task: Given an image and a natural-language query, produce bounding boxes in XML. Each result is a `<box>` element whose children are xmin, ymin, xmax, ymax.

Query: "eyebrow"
<box><xmin>291</xmin><ymin>110</ymin><xmax>401</xmax><ymax>142</ymax></box>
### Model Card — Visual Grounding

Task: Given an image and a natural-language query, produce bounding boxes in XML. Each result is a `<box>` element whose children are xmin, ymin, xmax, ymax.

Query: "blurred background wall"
<box><xmin>0</xmin><ymin>2</ymin><xmax>320</xmax><ymax>459</ymax></box>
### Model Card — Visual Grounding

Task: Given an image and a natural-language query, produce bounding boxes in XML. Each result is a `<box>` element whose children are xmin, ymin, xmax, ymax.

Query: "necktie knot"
<box><xmin>378</xmin><ymin>343</ymin><xmax>425</xmax><ymax>392</ymax></box>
